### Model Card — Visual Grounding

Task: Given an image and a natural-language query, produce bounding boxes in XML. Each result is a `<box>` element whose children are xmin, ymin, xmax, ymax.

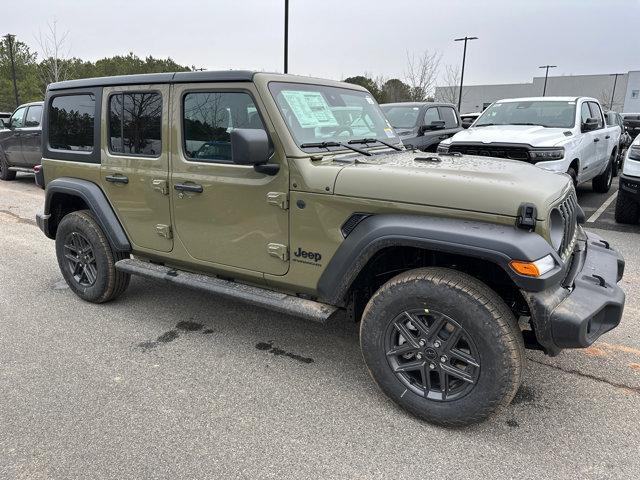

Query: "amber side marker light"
<box><xmin>509</xmin><ymin>255</ymin><xmax>555</xmax><ymax>277</ymax></box>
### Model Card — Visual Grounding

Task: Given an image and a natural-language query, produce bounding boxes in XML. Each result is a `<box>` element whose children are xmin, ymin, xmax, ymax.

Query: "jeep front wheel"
<box><xmin>55</xmin><ymin>210</ymin><xmax>130</xmax><ymax>303</ymax></box>
<box><xmin>360</xmin><ymin>267</ymin><xmax>524</xmax><ymax>427</ymax></box>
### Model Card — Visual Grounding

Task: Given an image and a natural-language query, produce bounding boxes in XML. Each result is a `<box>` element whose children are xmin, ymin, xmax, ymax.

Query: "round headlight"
<box><xmin>549</xmin><ymin>208</ymin><xmax>565</xmax><ymax>251</ymax></box>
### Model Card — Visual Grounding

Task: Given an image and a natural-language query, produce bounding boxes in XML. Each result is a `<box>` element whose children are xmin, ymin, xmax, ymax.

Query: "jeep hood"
<box><xmin>333</xmin><ymin>151</ymin><xmax>571</xmax><ymax>219</ymax></box>
<box><xmin>447</xmin><ymin>125</ymin><xmax>571</xmax><ymax>147</ymax></box>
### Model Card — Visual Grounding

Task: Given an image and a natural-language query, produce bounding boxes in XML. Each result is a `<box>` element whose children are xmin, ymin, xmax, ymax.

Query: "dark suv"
<box><xmin>380</xmin><ymin>102</ymin><xmax>462</xmax><ymax>151</ymax></box>
<box><xmin>0</xmin><ymin>101</ymin><xmax>44</xmax><ymax>181</ymax></box>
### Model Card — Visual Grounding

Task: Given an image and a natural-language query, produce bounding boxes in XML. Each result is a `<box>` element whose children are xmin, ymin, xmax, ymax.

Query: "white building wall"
<box><xmin>436</xmin><ymin>71</ymin><xmax>634</xmax><ymax>114</ymax></box>
<box><xmin>623</xmin><ymin>71</ymin><xmax>640</xmax><ymax>113</ymax></box>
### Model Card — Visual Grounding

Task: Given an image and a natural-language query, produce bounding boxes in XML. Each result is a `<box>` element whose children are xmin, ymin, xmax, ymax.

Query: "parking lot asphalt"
<box><xmin>1</xmin><ymin>174</ymin><xmax>639</xmax><ymax>479</ymax></box>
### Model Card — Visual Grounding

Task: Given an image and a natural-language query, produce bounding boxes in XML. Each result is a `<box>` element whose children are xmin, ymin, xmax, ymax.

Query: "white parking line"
<box><xmin>587</xmin><ymin>191</ymin><xmax>618</xmax><ymax>223</ymax></box>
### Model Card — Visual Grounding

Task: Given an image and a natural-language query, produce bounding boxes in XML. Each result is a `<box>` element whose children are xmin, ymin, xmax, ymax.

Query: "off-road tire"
<box><xmin>0</xmin><ymin>151</ymin><xmax>16</xmax><ymax>181</ymax></box>
<box><xmin>360</xmin><ymin>267</ymin><xmax>525</xmax><ymax>427</ymax></box>
<box><xmin>55</xmin><ymin>210</ymin><xmax>130</xmax><ymax>303</ymax></box>
<box><xmin>614</xmin><ymin>190</ymin><xmax>640</xmax><ymax>224</ymax></box>
<box><xmin>593</xmin><ymin>156</ymin><xmax>614</xmax><ymax>193</ymax></box>
<box><xmin>567</xmin><ymin>166</ymin><xmax>578</xmax><ymax>188</ymax></box>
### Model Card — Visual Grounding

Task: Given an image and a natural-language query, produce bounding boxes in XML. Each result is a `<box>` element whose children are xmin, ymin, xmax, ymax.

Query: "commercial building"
<box><xmin>435</xmin><ymin>70</ymin><xmax>640</xmax><ymax>114</ymax></box>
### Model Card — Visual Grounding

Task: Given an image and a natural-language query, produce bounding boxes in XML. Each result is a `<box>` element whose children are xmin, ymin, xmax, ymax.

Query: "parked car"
<box><xmin>621</xmin><ymin>113</ymin><xmax>640</xmax><ymax>140</ymax></box>
<box><xmin>606</xmin><ymin>110</ymin><xmax>632</xmax><ymax>176</ymax></box>
<box><xmin>460</xmin><ymin>112</ymin><xmax>481</xmax><ymax>129</ymax></box>
<box><xmin>0</xmin><ymin>111</ymin><xmax>12</xmax><ymax>128</ymax></box>
<box><xmin>36</xmin><ymin>71</ymin><xmax>624</xmax><ymax>427</ymax></box>
<box><xmin>615</xmin><ymin>135</ymin><xmax>640</xmax><ymax>224</ymax></box>
<box><xmin>438</xmin><ymin>97</ymin><xmax>621</xmax><ymax>192</ymax></box>
<box><xmin>0</xmin><ymin>101</ymin><xmax>44</xmax><ymax>181</ymax></box>
<box><xmin>380</xmin><ymin>102</ymin><xmax>461</xmax><ymax>151</ymax></box>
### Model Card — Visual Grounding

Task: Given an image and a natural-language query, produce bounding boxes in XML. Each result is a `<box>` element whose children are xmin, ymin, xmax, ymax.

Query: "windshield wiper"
<box><xmin>510</xmin><ymin>123</ymin><xmax>539</xmax><ymax>126</ymax></box>
<box><xmin>299</xmin><ymin>141</ymin><xmax>372</xmax><ymax>156</ymax></box>
<box><xmin>348</xmin><ymin>138</ymin><xmax>403</xmax><ymax>151</ymax></box>
<box><xmin>474</xmin><ymin>123</ymin><xmax>495</xmax><ymax>127</ymax></box>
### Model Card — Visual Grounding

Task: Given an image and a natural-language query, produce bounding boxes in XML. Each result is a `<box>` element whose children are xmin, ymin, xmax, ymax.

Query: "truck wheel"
<box><xmin>592</xmin><ymin>157</ymin><xmax>614</xmax><ymax>193</ymax></box>
<box><xmin>55</xmin><ymin>210</ymin><xmax>130</xmax><ymax>303</ymax></box>
<box><xmin>614</xmin><ymin>191</ymin><xmax>639</xmax><ymax>224</ymax></box>
<box><xmin>0</xmin><ymin>153</ymin><xmax>16</xmax><ymax>181</ymax></box>
<box><xmin>567</xmin><ymin>166</ymin><xmax>578</xmax><ymax>188</ymax></box>
<box><xmin>360</xmin><ymin>267</ymin><xmax>524</xmax><ymax>427</ymax></box>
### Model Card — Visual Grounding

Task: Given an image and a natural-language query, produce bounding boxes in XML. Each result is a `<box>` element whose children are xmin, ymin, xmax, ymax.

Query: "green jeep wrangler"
<box><xmin>36</xmin><ymin>71</ymin><xmax>625</xmax><ymax>426</ymax></box>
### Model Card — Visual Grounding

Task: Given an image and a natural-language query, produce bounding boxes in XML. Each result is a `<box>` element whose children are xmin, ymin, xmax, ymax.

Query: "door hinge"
<box><xmin>267</xmin><ymin>191</ymin><xmax>289</xmax><ymax>210</ymax></box>
<box><xmin>267</xmin><ymin>243</ymin><xmax>289</xmax><ymax>261</ymax></box>
<box><xmin>152</xmin><ymin>179</ymin><xmax>169</xmax><ymax>195</ymax></box>
<box><xmin>155</xmin><ymin>224</ymin><xmax>173</xmax><ymax>239</ymax></box>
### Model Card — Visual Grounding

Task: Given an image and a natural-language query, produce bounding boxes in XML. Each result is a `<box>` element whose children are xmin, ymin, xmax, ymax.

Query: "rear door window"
<box><xmin>109</xmin><ymin>92</ymin><xmax>162</xmax><ymax>157</ymax></box>
<box><xmin>24</xmin><ymin>105</ymin><xmax>43</xmax><ymax>127</ymax></box>
<box><xmin>49</xmin><ymin>94</ymin><xmax>95</xmax><ymax>151</ymax></box>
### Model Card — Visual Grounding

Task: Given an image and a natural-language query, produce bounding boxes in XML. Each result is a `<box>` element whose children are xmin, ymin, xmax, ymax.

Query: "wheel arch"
<box><xmin>317</xmin><ymin>214</ymin><xmax>562</xmax><ymax>309</ymax></box>
<box><xmin>43</xmin><ymin>177</ymin><xmax>131</xmax><ymax>252</ymax></box>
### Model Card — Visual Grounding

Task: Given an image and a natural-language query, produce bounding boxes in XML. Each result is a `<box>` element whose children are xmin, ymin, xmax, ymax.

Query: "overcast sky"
<box><xmin>4</xmin><ymin>0</ymin><xmax>640</xmax><ymax>86</ymax></box>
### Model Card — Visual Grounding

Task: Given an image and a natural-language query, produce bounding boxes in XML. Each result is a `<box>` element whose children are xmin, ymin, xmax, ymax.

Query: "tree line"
<box><xmin>0</xmin><ymin>30</ymin><xmax>190</xmax><ymax>112</ymax></box>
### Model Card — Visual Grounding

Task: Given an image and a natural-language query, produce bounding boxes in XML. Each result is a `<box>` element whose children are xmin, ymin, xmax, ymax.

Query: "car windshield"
<box><xmin>475</xmin><ymin>101</ymin><xmax>576</xmax><ymax>128</ymax></box>
<box><xmin>269</xmin><ymin>82</ymin><xmax>400</xmax><ymax>150</ymax></box>
<box><xmin>380</xmin><ymin>105</ymin><xmax>421</xmax><ymax>129</ymax></box>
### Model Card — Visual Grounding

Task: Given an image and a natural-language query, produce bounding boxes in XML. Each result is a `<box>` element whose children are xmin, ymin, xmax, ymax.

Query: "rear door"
<box><xmin>1</xmin><ymin>106</ymin><xmax>26</xmax><ymax>166</ymax></box>
<box><xmin>21</xmin><ymin>104</ymin><xmax>43</xmax><ymax>167</ymax></box>
<box><xmin>100</xmin><ymin>84</ymin><xmax>173</xmax><ymax>253</ymax></box>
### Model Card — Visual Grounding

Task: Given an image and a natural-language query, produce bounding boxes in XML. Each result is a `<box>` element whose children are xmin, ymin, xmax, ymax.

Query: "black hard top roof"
<box><xmin>48</xmin><ymin>70</ymin><xmax>258</xmax><ymax>91</ymax></box>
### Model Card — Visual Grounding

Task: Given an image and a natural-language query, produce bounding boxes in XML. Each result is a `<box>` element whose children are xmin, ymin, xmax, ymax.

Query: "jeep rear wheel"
<box><xmin>55</xmin><ymin>210</ymin><xmax>130</xmax><ymax>303</ymax></box>
<box><xmin>360</xmin><ymin>267</ymin><xmax>524</xmax><ymax>427</ymax></box>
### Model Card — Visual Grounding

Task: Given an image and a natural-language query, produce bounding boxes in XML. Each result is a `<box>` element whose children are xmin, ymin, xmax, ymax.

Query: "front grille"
<box><xmin>557</xmin><ymin>192</ymin><xmax>578</xmax><ymax>260</ymax></box>
<box><xmin>449</xmin><ymin>143</ymin><xmax>531</xmax><ymax>162</ymax></box>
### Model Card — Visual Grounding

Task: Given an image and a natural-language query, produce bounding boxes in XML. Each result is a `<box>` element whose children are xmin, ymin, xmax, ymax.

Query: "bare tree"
<box><xmin>596</xmin><ymin>89</ymin><xmax>612</xmax><ymax>111</ymax></box>
<box><xmin>436</xmin><ymin>65</ymin><xmax>463</xmax><ymax>105</ymax></box>
<box><xmin>36</xmin><ymin>20</ymin><xmax>70</xmax><ymax>87</ymax></box>
<box><xmin>404</xmin><ymin>50</ymin><xmax>441</xmax><ymax>101</ymax></box>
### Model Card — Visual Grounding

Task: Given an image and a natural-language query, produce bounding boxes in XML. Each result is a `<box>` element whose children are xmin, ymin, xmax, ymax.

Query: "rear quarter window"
<box><xmin>49</xmin><ymin>94</ymin><xmax>95</xmax><ymax>152</ymax></box>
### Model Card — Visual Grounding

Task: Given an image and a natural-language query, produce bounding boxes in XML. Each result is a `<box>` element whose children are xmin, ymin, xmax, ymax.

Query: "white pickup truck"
<box><xmin>437</xmin><ymin>97</ymin><xmax>621</xmax><ymax>192</ymax></box>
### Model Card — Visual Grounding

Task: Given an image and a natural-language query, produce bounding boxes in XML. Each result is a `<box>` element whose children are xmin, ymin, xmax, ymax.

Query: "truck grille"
<box><xmin>449</xmin><ymin>144</ymin><xmax>531</xmax><ymax>162</ymax></box>
<box><xmin>557</xmin><ymin>192</ymin><xmax>578</xmax><ymax>260</ymax></box>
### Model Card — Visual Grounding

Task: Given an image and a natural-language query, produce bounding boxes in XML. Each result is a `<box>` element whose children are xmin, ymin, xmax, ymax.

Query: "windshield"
<box><xmin>269</xmin><ymin>82</ymin><xmax>400</xmax><ymax>150</ymax></box>
<box><xmin>475</xmin><ymin>101</ymin><xmax>576</xmax><ymax>128</ymax></box>
<box><xmin>380</xmin><ymin>105</ymin><xmax>421</xmax><ymax>129</ymax></box>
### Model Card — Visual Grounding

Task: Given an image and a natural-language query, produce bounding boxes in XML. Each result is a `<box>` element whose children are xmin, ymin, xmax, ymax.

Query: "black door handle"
<box><xmin>174</xmin><ymin>183</ymin><xmax>203</xmax><ymax>193</ymax></box>
<box><xmin>594</xmin><ymin>138</ymin><xmax>600</xmax><ymax>143</ymax></box>
<box><xmin>605</xmin><ymin>135</ymin><xmax>610</xmax><ymax>139</ymax></box>
<box><xmin>438</xmin><ymin>135</ymin><xmax>448</xmax><ymax>140</ymax></box>
<box><xmin>105</xmin><ymin>174</ymin><xmax>129</xmax><ymax>184</ymax></box>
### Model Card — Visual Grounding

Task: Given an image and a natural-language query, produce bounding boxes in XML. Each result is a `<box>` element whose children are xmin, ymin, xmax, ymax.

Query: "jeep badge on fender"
<box><xmin>36</xmin><ymin>70</ymin><xmax>625</xmax><ymax>427</ymax></box>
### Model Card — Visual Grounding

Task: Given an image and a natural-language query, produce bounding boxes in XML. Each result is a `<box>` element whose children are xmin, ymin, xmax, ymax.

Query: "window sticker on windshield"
<box><xmin>384</xmin><ymin>127</ymin><xmax>395</xmax><ymax>138</ymax></box>
<box><xmin>281</xmin><ymin>90</ymin><xmax>339</xmax><ymax>128</ymax></box>
<box><xmin>365</xmin><ymin>96</ymin><xmax>375</xmax><ymax>105</ymax></box>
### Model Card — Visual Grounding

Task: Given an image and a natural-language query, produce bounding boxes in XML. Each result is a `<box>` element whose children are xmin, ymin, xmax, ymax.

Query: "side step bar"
<box><xmin>115</xmin><ymin>258</ymin><xmax>339</xmax><ymax>323</ymax></box>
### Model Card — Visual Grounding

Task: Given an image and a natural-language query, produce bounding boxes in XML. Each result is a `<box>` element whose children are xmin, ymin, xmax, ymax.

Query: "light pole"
<box><xmin>539</xmin><ymin>65</ymin><xmax>557</xmax><ymax>96</ymax></box>
<box><xmin>3</xmin><ymin>34</ymin><xmax>20</xmax><ymax>108</ymax></box>
<box><xmin>454</xmin><ymin>36</ymin><xmax>478</xmax><ymax>112</ymax></box>
<box><xmin>609</xmin><ymin>73</ymin><xmax>623</xmax><ymax>110</ymax></box>
<box><xmin>284</xmin><ymin>0</ymin><xmax>289</xmax><ymax>73</ymax></box>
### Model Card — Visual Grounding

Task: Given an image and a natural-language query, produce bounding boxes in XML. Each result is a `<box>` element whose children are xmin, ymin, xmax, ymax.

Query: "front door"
<box><xmin>100</xmin><ymin>84</ymin><xmax>173</xmax><ymax>253</ymax></box>
<box><xmin>579</xmin><ymin>101</ymin><xmax>598</xmax><ymax>180</ymax></box>
<box><xmin>21</xmin><ymin>104</ymin><xmax>43</xmax><ymax>167</ymax></box>
<box><xmin>170</xmin><ymin>83</ymin><xmax>290</xmax><ymax>276</ymax></box>
<box><xmin>1</xmin><ymin>106</ymin><xmax>27</xmax><ymax>166</ymax></box>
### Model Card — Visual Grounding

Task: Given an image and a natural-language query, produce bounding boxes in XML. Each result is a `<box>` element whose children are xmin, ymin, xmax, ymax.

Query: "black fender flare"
<box><xmin>43</xmin><ymin>177</ymin><xmax>131</xmax><ymax>252</ymax></box>
<box><xmin>317</xmin><ymin>214</ymin><xmax>563</xmax><ymax>305</ymax></box>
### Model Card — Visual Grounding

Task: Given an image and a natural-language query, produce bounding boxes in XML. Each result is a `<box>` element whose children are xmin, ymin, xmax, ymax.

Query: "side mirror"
<box><xmin>231</xmin><ymin>128</ymin><xmax>269</xmax><ymax>165</ymax></box>
<box><xmin>582</xmin><ymin>117</ymin><xmax>599</xmax><ymax>132</ymax></box>
<box><xmin>420</xmin><ymin>120</ymin><xmax>446</xmax><ymax>133</ymax></box>
<box><xmin>231</xmin><ymin>128</ymin><xmax>279</xmax><ymax>175</ymax></box>
<box><xmin>461</xmin><ymin>119</ymin><xmax>474</xmax><ymax>129</ymax></box>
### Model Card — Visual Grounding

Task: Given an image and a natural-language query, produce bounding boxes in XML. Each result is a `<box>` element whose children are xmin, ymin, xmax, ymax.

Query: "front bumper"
<box><xmin>524</xmin><ymin>231</ymin><xmax>625</xmax><ymax>356</ymax></box>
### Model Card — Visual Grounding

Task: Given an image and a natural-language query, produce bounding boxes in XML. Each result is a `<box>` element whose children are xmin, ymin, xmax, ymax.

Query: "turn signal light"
<box><xmin>510</xmin><ymin>255</ymin><xmax>556</xmax><ymax>277</ymax></box>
